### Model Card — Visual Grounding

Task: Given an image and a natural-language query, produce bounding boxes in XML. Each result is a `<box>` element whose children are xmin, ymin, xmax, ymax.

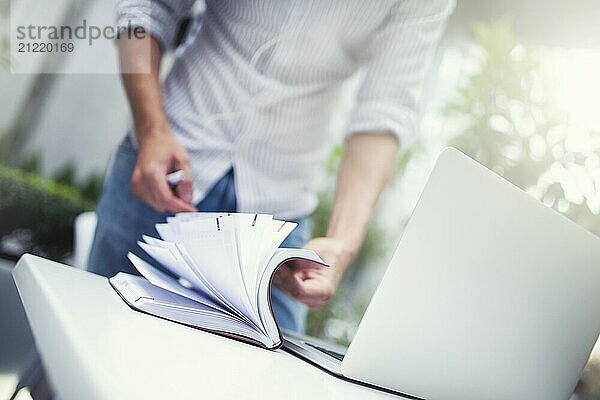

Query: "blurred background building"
<box><xmin>1</xmin><ymin>0</ymin><xmax>599</xmax><ymax>398</ymax></box>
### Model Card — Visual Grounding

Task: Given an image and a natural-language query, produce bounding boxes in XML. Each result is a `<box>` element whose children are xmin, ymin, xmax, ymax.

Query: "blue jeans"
<box><xmin>88</xmin><ymin>136</ymin><xmax>310</xmax><ymax>332</ymax></box>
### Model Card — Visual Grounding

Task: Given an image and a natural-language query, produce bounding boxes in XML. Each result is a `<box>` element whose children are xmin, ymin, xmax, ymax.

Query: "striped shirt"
<box><xmin>117</xmin><ymin>0</ymin><xmax>455</xmax><ymax>219</ymax></box>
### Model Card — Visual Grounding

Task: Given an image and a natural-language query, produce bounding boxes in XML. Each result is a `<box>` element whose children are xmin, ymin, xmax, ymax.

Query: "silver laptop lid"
<box><xmin>341</xmin><ymin>148</ymin><xmax>600</xmax><ymax>400</ymax></box>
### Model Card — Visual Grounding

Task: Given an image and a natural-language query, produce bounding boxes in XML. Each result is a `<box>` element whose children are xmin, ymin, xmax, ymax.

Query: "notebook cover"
<box><xmin>109</xmin><ymin>256</ymin><xmax>325</xmax><ymax>350</ymax></box>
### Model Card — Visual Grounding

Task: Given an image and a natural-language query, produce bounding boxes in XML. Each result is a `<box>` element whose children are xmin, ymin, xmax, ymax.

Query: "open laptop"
<box><xmin>283</xmin><ymin>147</ymin><xmax>600</xmax><ymax>400</ymax></box>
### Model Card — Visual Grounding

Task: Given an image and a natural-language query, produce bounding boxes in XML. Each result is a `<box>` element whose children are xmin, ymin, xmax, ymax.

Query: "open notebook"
<box><xmin>109</xmin><ymin>212</ymin><xmax>327</xmax><ymax>349</ymax></box>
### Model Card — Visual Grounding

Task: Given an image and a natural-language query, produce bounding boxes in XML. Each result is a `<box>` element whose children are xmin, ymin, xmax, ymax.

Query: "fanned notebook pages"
<box><xmin>110</xmin><ymin>212</ymin><xmax>327</xmax><ymax>349</ymax></box>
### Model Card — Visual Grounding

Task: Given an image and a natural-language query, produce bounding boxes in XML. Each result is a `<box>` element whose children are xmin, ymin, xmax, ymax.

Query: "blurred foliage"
<box><xmin>446</xmin><ymin>19</ymin><xmax>557</xmax><ymax>186</ymax></box>
<box><xmin>53</xmin><ymin>163</ymin><xmax>77</xmax><ymax>186</ymax></box>
<box><xmin>18</xmin><ymin>152</ymin><xmax>103</xmax><ymax>203</ymax></box>
<box><xmin>305</xmin><ymin>282</ymin><xmax>370</xmax><ymax>347</ymax></box>
<box><xmin>0</xmin><ymin>165</ymin><xmax>94</xmax><ymax>261</ymax></box>
<box><xmin>0</xmin><ymin>0</ymin><xmax>8</xmax><ymax>70</ymax></box>
<box><xmin>0</xmin><ymin>149</ymin><xmax>102</xmax><ymax>261</ymax></box>
<box><xmin>78</xmin><ymin>172</ymin><xmax>104</xmax><ymax>204</ymax></box>
<box><xmin>52</xmin><ymin>163</ymin><xmax>104</xmax><ymax>203</ymax></box>
<box><xmin>0</xmin><ymin>35</ymin><xmax>8</xmax><ymax>70</ymax></box>
<box><xmin>17</xmin><ymin>152</ymin><xmax>42</xmax><ymax>174</ymax></box>
<box><xmin>446</xmin><ymin>19</ymin><xmax>600</xmax><ymax>235</ymax></box>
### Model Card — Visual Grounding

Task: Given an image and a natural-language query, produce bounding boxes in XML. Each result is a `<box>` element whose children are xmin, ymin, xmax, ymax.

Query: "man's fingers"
<box><xmin>173</xmin><ymin>151</ymin><xmax>194</xmax><ymax>204</ymax></box>
<box><xmin>174</xmin><ymin>150</ymin><xmax>192</xmax><ymax>174</ymax></box>
<box><xmin>285</xmin><ymin>259</ymin><xmax>327</xmax><ymax>271</ymax></box>
<box><xmin>274</xmin><ymin>262</ymin><xmax>334</xmax><ymax>309</ymax></box>
<box><xmin>292</xmin><ymin>272</ymin><xmax>334</xmax><ymax>308</ymax></box>
<box><xmin>164</xmin><ymin>195</ymin><xmax>197</xmax><ymax>213</ymax></box>
<box><xmin>131</xmin><ymin>168</ymin><xmax>156</xmax><ymax>208</ymax></box>
<box><xmin>276</xmin><ymin>274</ymin><xmax>318</xmax><ymax>308</ymax></box>
<box><xmin>283</xmin><ymin>273</ymin><xmax>309</xmax><ymax>302</ymax></box>
<box><xmin>273</xmin><ymin>266</ymin><xmax>297</xmax><ymax>294</ymax></box>
<box><xmin>175</xmin><ymin>179</ymin><xmax>193</xmax><ymax>204</ymax></box>
<box><xmin>273</xmin><ymin>266</ymin><xmax>312</xmax><ymax>304</ymax></box>
<box><xmin>153</xmin><ymin>176</ymin><xmax>196</xmax><ymax>213</ymax></box>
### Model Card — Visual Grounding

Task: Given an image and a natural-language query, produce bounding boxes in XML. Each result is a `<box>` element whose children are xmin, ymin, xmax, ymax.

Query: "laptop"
<box><xmin>283</xmin><ymin>147</ymin><xmax>600</xmax><ymax>400</ymax></box>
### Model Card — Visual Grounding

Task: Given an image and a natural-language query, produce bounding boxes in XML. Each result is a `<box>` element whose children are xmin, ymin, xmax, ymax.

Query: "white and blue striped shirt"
<box><xmin>117</xmin><ymin>0</ymin><xmax>455</xmax><ymax>219</ymax></box>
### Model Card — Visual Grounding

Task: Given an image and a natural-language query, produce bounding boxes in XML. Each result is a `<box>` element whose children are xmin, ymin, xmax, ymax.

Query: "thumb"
<box><xmin>174</xmin><ymin>154</ymin><xmax>194</xmax><ymax>204</ymax></box>
<box><xmin>285</xmin><ymin>258</ymin><xmax>326</xmax><ymax>272</ymax></box>
<box><xmin>176</xmin><ymin>178</ymin><xmax>193</xmax><ymax>204</ymax></box>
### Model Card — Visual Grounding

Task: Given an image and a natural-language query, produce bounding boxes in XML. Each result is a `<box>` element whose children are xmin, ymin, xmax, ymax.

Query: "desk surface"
<box><xmin>13</xmin><ymin>254</ymin><xmax>401</xmax><ymax>400</ymax></box>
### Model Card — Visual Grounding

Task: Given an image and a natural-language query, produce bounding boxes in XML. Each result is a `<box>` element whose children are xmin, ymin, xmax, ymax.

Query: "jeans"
<box><xmin>88</xmin><ymin>136</ymin><xmax>310</xmax><ymax>332</ymax></box>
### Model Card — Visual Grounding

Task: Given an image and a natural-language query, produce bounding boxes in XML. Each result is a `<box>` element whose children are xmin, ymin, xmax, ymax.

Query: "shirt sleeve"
<box><xmin>345</xmin><ymin>0</ymin><xmax>456</xmax><ymax>146</ymax></box>
<box><xmin>116</xmin><ymin>0</ymin><xmax>197</xmax><ymax>51</ymax></box>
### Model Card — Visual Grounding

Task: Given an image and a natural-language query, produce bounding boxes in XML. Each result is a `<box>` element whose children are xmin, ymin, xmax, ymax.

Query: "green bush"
<box><xmin>18</xmin><ymin>153</ymin><xmax>104</xmax><ymax>203</ymax></box>
<box><xmin>0</xmin><ymin>165</ymin><xmax>94</xmax><ymax>260</ymax></box>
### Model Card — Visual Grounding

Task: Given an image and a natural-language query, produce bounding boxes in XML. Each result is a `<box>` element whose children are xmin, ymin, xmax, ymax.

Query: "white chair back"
<box><xmin>72</xmin><ymin>211</ymin><xmax>98</xmax><ymax>270</ymax></box>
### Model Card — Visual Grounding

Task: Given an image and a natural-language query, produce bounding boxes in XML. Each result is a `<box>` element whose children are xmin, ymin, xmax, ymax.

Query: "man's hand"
<box><xmin>131</xmin><ymin>132</ymin><xmax>197</xmax><ymax>213</ymax></box>
<box><xmin>274</xmin><ymin>133</ymin><xmax>399</xmax><ymax>309</ymax></box>
<box><xmin>119</xmin><ymin>31</ymin><xmax>195</xmax><ymax>213</ymax></box>
<box><xmin>273</xmin><ymin>237</ymin><xmax>356</xmax><ymax>308</ymax></box>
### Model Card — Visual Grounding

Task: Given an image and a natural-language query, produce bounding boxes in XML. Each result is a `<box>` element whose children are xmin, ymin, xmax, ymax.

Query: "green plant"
<box><xmin>0</xmin><ymin>0</ymin><xmax>9</xmax><ymax>71</ymax></box>
<box><xmin>0</xmin><ymin>147</ymin><xmax>102</xmax><ymax>261</ymax></box>
<box><xmin>0</xmin><ymin>35</ymin><xmax>8</xmax><ymax>69</ymax></box>
<box><xmin>51</xmin><ymin>163</ymin><xmax>104</xmax><ymax>203</ymax></box>
<box><xmin>18</xmin><ymin>153</ymin><xmax>42</xmax><ymax>174</ymax></box>
<box><xmin>445</xmin><ymin>19</ymin><xmax>600</xmax><ymax>235</ymax></box>
<box><xmin>53</xmin><ymin>163</ymin><xmax>77</xmax><ymax>186</ymax></box>
<box><xmin>17</xmin><ymin>153</ymin><xmax>104</xmax><ymax>203</ymax></box>
<box><xmin>0</xmin><ymin>165</ymin><xmax>94</xmax><ymax>260</ymax></box>
<box><xmin>78</xmin><ymin>173</ymin><xmax>103</xmax><ymax>203</ymax></box>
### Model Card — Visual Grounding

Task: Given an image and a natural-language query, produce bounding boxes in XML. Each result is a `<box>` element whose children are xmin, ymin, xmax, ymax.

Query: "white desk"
<box><xmin>13</xmin><ymin>254</ymin><xmax>402</xmax><ymax>400</ymax></box>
